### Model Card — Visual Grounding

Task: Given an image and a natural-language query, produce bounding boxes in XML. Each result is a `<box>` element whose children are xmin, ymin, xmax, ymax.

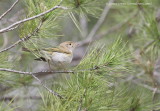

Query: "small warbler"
<box><xmin>24</xmin><ymin>41</ymin><xmax>78</xmax><ymax>70</ymax></box>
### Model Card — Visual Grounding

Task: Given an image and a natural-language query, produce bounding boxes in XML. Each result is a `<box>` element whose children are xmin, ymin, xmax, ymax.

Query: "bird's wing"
<box><xmin>23</xmin><ymin>47</ymin><xmax>71</xmax><ymax>62</ymax></box>
<box><xmin>42</xmin><ymin>47</ymin><xmax>71</xmax><ymax>54</ymax></box>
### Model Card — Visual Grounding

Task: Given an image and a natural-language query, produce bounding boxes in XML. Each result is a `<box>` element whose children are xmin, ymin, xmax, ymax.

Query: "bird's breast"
<box><xmin>51</xmin><ymin>52</ymin><xmax>72</xmax><ymax>63</ymax></box>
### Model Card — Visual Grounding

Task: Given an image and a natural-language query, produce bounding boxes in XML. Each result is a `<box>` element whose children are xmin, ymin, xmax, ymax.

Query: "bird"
<box><xmin>23</xmin><ymin>41</ymin><xmax>78</xmax><ymax>70</ymax></box>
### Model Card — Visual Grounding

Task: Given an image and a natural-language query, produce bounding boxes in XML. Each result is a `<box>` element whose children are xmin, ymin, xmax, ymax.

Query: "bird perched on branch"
<box><xmin>23</xmin><ymin>41</ymin><xmax>78</xmax><ymax>70</ymax></box>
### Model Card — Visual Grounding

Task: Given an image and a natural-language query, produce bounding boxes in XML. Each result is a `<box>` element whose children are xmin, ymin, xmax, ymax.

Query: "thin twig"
<box><xmin>0</xmin><ymin>66</ymin><xmax>100</xmax><ymax>75</ymax></box>
<box><xmin>78</xmin><ymin>98</ymin><xmax>82</xmax><ymax>111</ymax></box>
<box><xmin>94</xmin><ymin>11</ymin><xmax>138</xmax><ymax>40</ymax></box>
<box><xmin>0</xmin><ymin>68</ymin><xmax>74</xmax><ymax>75</ymax></box>
<box><xmin>0</xmin><ymin>5</ymin><xmax>67</xmax><ymax>33</ymax></box>
<box><xmin>87</xmin><ymin>0</ymin><xmax>115</xmax><ymax>39</ymax></box>
<box><xmin>0</xmin><ymin>21</ymin><xmax>42</xmax><ymax>53</ymax></box>
<box><xmin>31</xmin><ymin>74</ymin><xmax>64</xmax><ymax>99</ymax></box>
<box><xmin>78</xmin><ymin>10</ymin><xmax>139</xmax><ymax>46</ymax></box>
<box><xmin>132</xmin><ymin>80</ymin><xmax>160</xmax><ymax>93</ymax></box>
<box><xmin>0</xmin><ymin>10</ymin><xmax>24</xmax><ymax>26</ymax></box>
<box><xmin>0</xmin><ymin>0</ymin><xmax>19</xmax><ymax>20</ymax></box>
<box><xmin>0</xmin><ymin>39</ymin><xmax>21</xmax><ymax>53</ymax></box>
<box><xmin>5</xmin><ymin>25</ymin><xmax>19</xmax><ymax>32</ymax></box>
<box><xmin>152</xmin><ymin>87</ymin><xmax>158</xmax><ymax>101</ymax></box>
<box><xmin>0</xmin><ymin>68</ymin><xmax>64</xmax><ymax>99</ymax></box>
<box><xmin>0</xmin><ymin>96</ymin><xmax>41</xmax><ymax>101</ymax></box>
<box><xmin>0</xmin><ymin>24</ymin><xmax>9</xmax><ymax>50</ymax></box>
<box><xmin>78</xmin><ymin>0</ymin><xmax>115</xmax><ymax>46</ymax></box>
<box><xmin>0</xmin><ymin>65</ymin><xmax>104</xmax><ymax>76</ymax></box>
<box><xmin>0</xmin><ymin>35</ymin><xmax>8</xmax><ymax>50</ymax></box>
<box><xmin>78</xmin><ymin>89</ymin><xmax>86</xmax><ymax>111</ymax></box>
<box><xmin>0</xmin><ymin>68</ymin><xmax>32</xmax><ymax>75</ymax></box>
<box><xmin>143</xmin><ymin>40</ymin><xmax>155</xmax><ymax>51</ymax></box>
<box><xmin>0</xmin><ymin>65</ymin><xmax>110</xmax><ymax>99</ymax></box>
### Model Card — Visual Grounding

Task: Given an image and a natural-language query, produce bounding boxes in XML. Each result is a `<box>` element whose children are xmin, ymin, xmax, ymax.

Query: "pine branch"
<box><xmin>0</xmin><ymin>68</ymin><xmax>74</xmax><ymax>75</ymax></box>
<box><xmin>0</xmin><ymin>21</ymin><xmax>42</xmax><ymax>53</ymax></box>
<box><xmin>0</xmin><ymin>68</ymin><xmax>64</xmax><ymax>99</ymax></box>
<box><xmin>0</xmin><ymin>65</ymin><xmax>109</xmax><ymax>99</ymax></box>
<box><xmin>4</xmin><ymin>25</ymin><xmax>19</xmax><ymax>32</ymax></box>
<box><xmin>0</xmin><ymin>0</ymin><xmax>19</xmax><ymax>20</ymax></box>
<box><xmin>0</xmin><ymin>4</ymin><xmax>67</xmax><ymax>33</ymax></box>
<box><xmin>0</xmin><ymin>63</ymin><xmax>104</xmax><ymax>75</ymax></box>
<box><xmin>0</xmin><ymin>68</ymin><xmax>32</xmax><ymax>75</ymax></box>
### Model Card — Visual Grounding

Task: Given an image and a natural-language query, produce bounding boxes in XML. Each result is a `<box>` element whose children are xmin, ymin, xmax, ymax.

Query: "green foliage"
<box><xmin>0</xmin><ymin>52</ymin><xmax>32</xmax><ymax>90</ymax></box>
<box><xmin>38</xmin><ymin>39</ymin><xmax>159</xmax><ymax>111</ymax></box>
<box><xmin>19</xmin><ymin>19</ymin><xmax>38</xmax><ymax>38</ymax></box>
<box><xmin>19</xmin><ymin>0</ymin><xmax>63</xmax><ymax>38</ymax></box>
<box><xmin>38</xmin><ymin>39</ymin><xmax>129</xmax><ymax>111</ymax></box>
<box><xmin>24</xmin><ymin>0</ymin><xmax>61</xmax><ymax>18</ymax></box>
<box><xmin>108</xmin><ymin>83</ymin><xmax>157</xmax><ymax>111</ymax></box>
<box><xmin>1</xmin><ymin>0</ymin><xmax>160</xmax><ymax>110</ymax></box>
<box><xmin>144</xmin><ymin>16</ymin><xmax>160</xmax><ymax>46</ymax></box>
<box><xmin>63</xmin><ymin>0</ymin><xmax>106</xmax><ymax>17</ymax></box>
<box><xmin>77</xmin><ymin>38</ymin><xmax>129</xmax><ymax>75</ymax></box>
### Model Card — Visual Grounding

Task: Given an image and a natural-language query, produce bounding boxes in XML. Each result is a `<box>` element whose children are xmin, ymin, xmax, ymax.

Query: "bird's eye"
<box><xmin>69</xmin><ymin>43</ymin><xmax>71</xmax><ymax>45</ymax></box>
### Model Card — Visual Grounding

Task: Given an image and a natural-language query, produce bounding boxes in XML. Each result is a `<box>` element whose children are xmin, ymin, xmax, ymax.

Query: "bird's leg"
<box><xmin>60</xmin><ymin>62</ymin><xmax>67</xmax><ymax>71</ymax></box>
<box><xmin>47</xmin><ymin>60</ymin><xmax>52</xmax><ymax>70</ymax></box>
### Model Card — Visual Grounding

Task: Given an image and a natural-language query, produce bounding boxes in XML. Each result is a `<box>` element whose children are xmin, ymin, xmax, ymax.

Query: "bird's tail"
<box><xmin>22</xmin><ymin>47</ymin><xmax>31</xmax><ymax>52</ymax></box>
<box><xmin>22</xmin><ymin>47</ymin><xmax>47</xmax><ymax>62</ymax></box>
<box><xmin>22</xmin><ymin>47</ymin><xmax>40</xmax><ymax>52</ymax></box>
<box><xmin>34</xmin><ymin>57</ymin><xmax>47</xmax><ymax>62</ymax></box>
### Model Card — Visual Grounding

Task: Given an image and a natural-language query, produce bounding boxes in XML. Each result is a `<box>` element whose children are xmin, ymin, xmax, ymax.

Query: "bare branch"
<box><xmin>5</xmin><ymin>25</ymin><xmax>19</xmax><ymax>32</ymax></box>
<box><xmin>78</xmin><ymin>0</ymin><xmax>115</xmax><ymax>46</ymax></box>
<box><xmin>0</xmin><ymin>96</ymin><xmax>41</xmax><ymax>101</ymax></box>
<box><xmin>0</xmin><ymin>68</ymin><xmax>74</xmax><ymax>75</ymax></box>
<box><xmin>132</xmin><ymin>80</ymin><xmax>160</xmax><ymax>93</ymax></box>
<box><xmin>31</xmin><ymin>74</ymin><xmax>64</xmax><ymax>99</ymax></box>
<box><xmin>87</xmin><ymin>0</ymin><xmax>115</xmax><ymax>38</ymax></box>
<box><xmin>0</xmin><ymin>39</ymin><xmax>21</xmax><ymax>53</ymax></box>
<box><xmin>0</xmin><ymin>67</ymin><xmax>99</xmax><ymax>75</ymax></box>
<box><xmin>0</xmin><ymin>5</ymin><xmax>67</xmax><ymax>33</ymax></box>
<box><xmin>0</xmin><ymin>68</ymin><xmax>32</xmax><ymax>75</ymax></box>
<box><xmin>0</xmin><ymin>68</ymin><xmax>64</xmax><ymax>99</ymax></box>
<box><xmin>0</xmin><ymin>65</ymin><xmax>104</xmax><ymax>99</ymax></box>
<box><xmin>0</xmin><ymin>10</ymin><xmax>24</xmax><ymax>26</ymax></box>
<box><xmin>78</xmin><ymin>11</ymin><xmax>139</xmax><ymax>46</ymax></box>
<box><xmin>0</xmin><ymin>24</ymin><xmax>9</xmax><ymax>50</ymax></box>
<box><xmin>0</xmin><ymin>65</ymin><xmax>104</xmax><ymax>76</ymax></box>
<box><xmin>0</xmin><ymin>21</ymin><xmax>42</xmax><ymax>53</ymax></box>
<box><xmin>0</xmin><ymin>36</ymin><xmax>8</xmax><ymax>50</ymax></box>
<box><xmin>0</xmin><ymin>0</ymin><xmax>19</xmax><ymax>20</ymax></box>
<box><xmin>143</xmin><ymin>40</ymin><xmax>155</xmax><ymax>51</ymax></box>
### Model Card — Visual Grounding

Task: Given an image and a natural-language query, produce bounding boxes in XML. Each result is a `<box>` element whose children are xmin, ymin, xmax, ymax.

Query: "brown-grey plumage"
<box><xmin>33</xmin><ymin>41</ymin><xmax>78</xmax><ymax>70</ymax></box>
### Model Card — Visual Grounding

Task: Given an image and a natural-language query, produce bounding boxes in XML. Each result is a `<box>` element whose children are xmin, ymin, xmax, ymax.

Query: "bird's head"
<box><xmin>59</xmin><ymin>41</ymin><xmax>78</xmax><ymax>52</ymax></box>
